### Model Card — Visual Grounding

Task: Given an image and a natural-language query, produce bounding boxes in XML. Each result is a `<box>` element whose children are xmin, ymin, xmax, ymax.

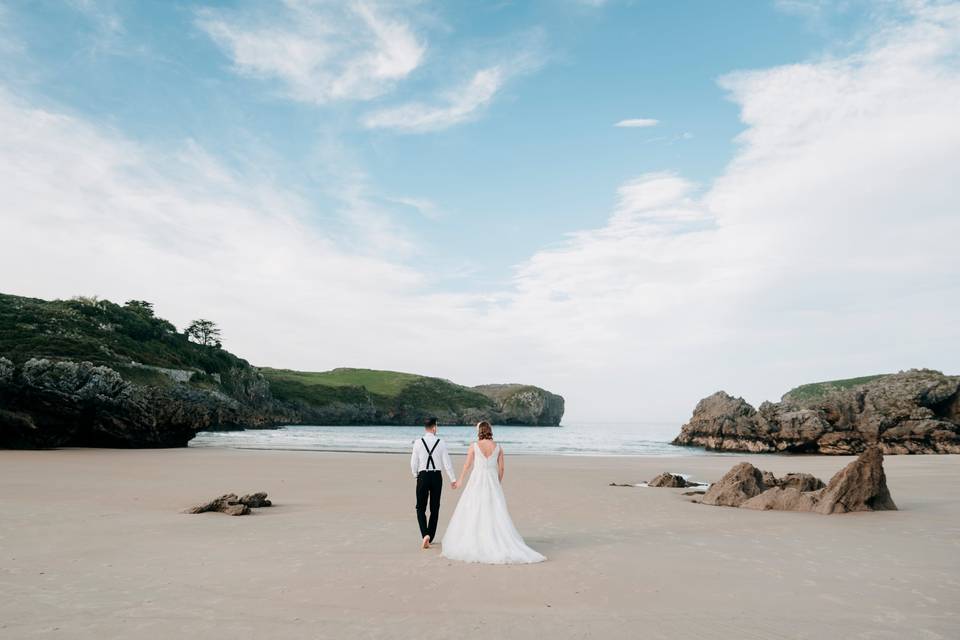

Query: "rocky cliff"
<box><xmin>673</xmin><ymin>369</ymin><xmax>960</xmax><ymax>454</ymax></box>
<box><xmin>0</xmin><ymin>357</ymin><xmax>281</xmax><ymax>448</ymax></box>
<box><xmin>0</xmin><ymin>293</ymin><xmax>564</xmax><ymax>448</ymax></box>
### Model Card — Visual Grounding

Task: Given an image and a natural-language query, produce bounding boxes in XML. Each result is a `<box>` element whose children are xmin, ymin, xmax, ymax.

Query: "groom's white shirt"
<box><xmin>410</xmin><ymin>432</ymin><xmax>457</xmax><ymax>482</ymax></box>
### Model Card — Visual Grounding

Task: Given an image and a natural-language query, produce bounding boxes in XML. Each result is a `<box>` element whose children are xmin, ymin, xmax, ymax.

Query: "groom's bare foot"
<box><xmin>421</xmin><ymin>535</ymin><xmax>431</xmax><ymax>549</ymax></box>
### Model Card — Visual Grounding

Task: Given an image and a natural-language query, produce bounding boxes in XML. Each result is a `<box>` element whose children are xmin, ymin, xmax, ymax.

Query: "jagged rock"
<box><xmin>648</xmin><ymin>472</ymin><xmax>693</xmax><ymax>488</ymax></box>
<box><xmin>0</xmin><ymin>357</ymin><xmax>285</xmax><ymax>448</ymax></box>
<box><xmin>741</xmin><ymin>487</ymin><xmax>821</xmax><ymax>511</ymax></box>
<box><xmin>239</xmin><ymin>492</ymin><xmax>272</xmax><ymax>508</ymax></box>
<box><xmin>700</xmin><ymin>462</ymin><xmax>768</xmax><ymax>507</ymax></box>
<box><xmin>674</xmin><ymin>369</ymin><xmax>960</xmax><ymax>454</ymax></box>
<box><xmin>702</xmin><ymin>447</ymin><xmax>895</xmax><ymax>514</ymax></box>
<box><xmin>814</xmin><ymin>446</ymin><xmax>897</xmax><ymax>514</ymax></box>
<box><xmin>472</xmin><ymin>384</ymin><xmax>565</xmax><ymax>426</ymax></box>
<box><xmin>187</xmin><ymin>494</ymin><xmax>249</xmax><ymax>515</ymax></box>
<box><xmin>187</xmin><ymin>492</ymin><xmax>272</xmax><ymax>515</ymax></box>
<box><xmin>778</xmin><ymin>473</ymin><xmax>825</xmax><ymax>492</ymax></box>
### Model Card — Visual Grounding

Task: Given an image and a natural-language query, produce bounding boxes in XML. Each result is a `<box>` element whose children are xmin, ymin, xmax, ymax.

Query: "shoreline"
<box><xmin>2</xmin><ymin>447</ymin><xmax>958</xmax><ymax>639</ymax></box>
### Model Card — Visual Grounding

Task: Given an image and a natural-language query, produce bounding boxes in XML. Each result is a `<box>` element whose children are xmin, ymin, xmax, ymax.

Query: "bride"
<box><xmin>441</xmin><ymin>421</ymin><xmax>545</xmax><ymax>564</ymax></box>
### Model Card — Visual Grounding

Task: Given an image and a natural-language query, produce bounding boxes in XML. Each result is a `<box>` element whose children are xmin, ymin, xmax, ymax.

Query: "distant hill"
<box><xmin>260</xmin><ymin>367</ymin><xmax>564</xmax><ymax>427</ymax></box>
<box><xmin>0</xmin><ymin>293</ymin><xmax>564</xmax><ymax>449</ymax></box>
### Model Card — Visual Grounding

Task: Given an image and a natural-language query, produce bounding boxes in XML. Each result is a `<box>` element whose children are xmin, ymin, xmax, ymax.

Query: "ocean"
<box><xmin>189</xmin><ymin>422</ymin><xmax>714</xmax><ymax>457</ymax></box>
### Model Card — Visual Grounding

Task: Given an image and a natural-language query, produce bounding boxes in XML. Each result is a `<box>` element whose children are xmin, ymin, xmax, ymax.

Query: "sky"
<box><xmin>1</xmin><ymin>0</ymin><xmax>958</xmax><ymax>425</ymax></box>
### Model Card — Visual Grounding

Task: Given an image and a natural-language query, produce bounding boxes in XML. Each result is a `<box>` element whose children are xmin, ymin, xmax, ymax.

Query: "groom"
<box><xmin>410</xmin><ymin>417</ymin><xmax>458</xmax><ymax>549</ymax></box>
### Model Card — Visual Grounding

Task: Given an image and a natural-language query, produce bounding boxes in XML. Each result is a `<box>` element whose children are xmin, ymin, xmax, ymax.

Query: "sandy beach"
<box><xmin>1</xmin><ymin>448</ymin><xmax>958</xmax><ymax>639</ymax></box>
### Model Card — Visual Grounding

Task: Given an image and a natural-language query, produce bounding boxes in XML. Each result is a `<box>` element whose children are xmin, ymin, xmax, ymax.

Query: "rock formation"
<box><xmin>700</xmin><ymin>463</ymin><xmax>768</xmax><ymax>507</ymax></box>
<box><xmin>0</xmin><ymin>292</ymin><xmax>565</xmax><ymax>448</ymax></box>
<box><xmin>0</xmin><ymin>357</ymin><xmax>281</xmax><ymax>449</ymax></box>
<box><xmin>187</xmin><ymin>492</ymin><xmax>273</xmax><ymax>516</ymax></box>
<box><xmin>472</xmin><ymin>384</ymin><xmax>565</xmax><ymax>427</ymax></box>
<box><xmin>699</xmin><ymin>446</ymin><xmax>896</xmax><ymax>514</ymax></box>
<box><xmin>648</xmin><ymin>472</ymin><xmax>697</xmax><ymax>488</ymax></box>
<box><xmin>673</xmin><ymin>370</ymin><xmax>960</xmax><ymax>454</ymax></box>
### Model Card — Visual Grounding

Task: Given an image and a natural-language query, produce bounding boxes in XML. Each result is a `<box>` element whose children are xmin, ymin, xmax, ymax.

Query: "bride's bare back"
<box><xmin>462</xmin><ymin>438</ymin><xmax>504</xmax><ymax>482</ymax></box>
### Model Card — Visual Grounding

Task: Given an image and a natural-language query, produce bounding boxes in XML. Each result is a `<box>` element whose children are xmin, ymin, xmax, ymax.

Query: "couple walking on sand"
<box><xmin>410</xmin><ymin>418</ymin><xmax>545</xmax><ymax>565</ymax></box>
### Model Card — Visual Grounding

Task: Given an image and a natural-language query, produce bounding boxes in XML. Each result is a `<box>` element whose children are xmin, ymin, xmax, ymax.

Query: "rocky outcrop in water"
<box><xmin>673</xmin><ymin>369</ymin><xmax>960</xmax><ymax>454</ymax></box>
<box><xmin>699</xmin><ymin>447</ymin><xmax>897</xmax><ymax>514</ymax></box>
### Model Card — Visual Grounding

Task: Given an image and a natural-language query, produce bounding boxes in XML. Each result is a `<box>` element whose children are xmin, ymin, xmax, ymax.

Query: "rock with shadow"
<box><xmin>699</xmin><ymin>446</ymin><xmax>896</xmax><ymax>514</ymax></box>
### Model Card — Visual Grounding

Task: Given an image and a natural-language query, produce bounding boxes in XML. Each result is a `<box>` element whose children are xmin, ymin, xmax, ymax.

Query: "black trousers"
<box><xmin>415</xmin><ymin>471</ymin><xmax>442</xmax><ymax>540</ymax></box>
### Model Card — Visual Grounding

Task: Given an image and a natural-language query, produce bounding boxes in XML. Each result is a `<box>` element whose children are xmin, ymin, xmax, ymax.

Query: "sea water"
<box><xmin>189</xmin><ymin>422</ymin><xmax>713</xmax><ymax>457</ymax></box>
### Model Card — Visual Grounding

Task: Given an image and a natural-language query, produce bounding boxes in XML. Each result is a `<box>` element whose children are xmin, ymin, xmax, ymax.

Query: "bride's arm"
<box><xmin>497</xmin><ymin>447</ymin><xmax>504</xmax><ymax>483</ymax></box>
<box><xmin>458</xmin><ymin>445</ymin><xmax>475</xmax><ymax>486</ymax></box>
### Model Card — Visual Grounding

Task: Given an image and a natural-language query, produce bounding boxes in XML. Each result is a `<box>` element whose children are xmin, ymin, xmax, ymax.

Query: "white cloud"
<box><xmin>0</xmin><ymin>89</ymin><xmax>450</xmax><ymax>367</ymax></box>
<box><xmin>362</xmin><ymin>66</ymin><xmax>504</xmax><ymax>132</ymax></box>
<box><xmin>196</xmin><ymin>1</ymin><xmax>425</xmax><ymax>104</ymax></box>
<box><xmin>4</xmin><ymin>1</ymin><xmax>959</xmax><ymax>426</ymax></box>
<box><xmin>614</xmin><ymin>118</ymin><xmax>658</xmax><ymax>128</ymax></box>
<box><xmin>484</xmin><ymin>0</ymin><xmax>960</xmax><ymax>420</ymax></box>
<box><xmin>362</xmin><ymin>29</ymin><xmax>546</xmax><ymax>133</ymax></box>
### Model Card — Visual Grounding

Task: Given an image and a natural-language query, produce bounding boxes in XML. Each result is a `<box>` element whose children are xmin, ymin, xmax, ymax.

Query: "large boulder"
<box><xmin>672</xmin><ymin>392</ymin><xmax>768</xmax><ymax>452</ymax></box>
<box><xmin>702</xmin><ymin>447</ymin><xmax>896</xmax><ymax>514</ymax></box>
<box><xmin>778</xmin><ymin>473</ymin><xmax>825</xmax><ymax>492</ymax></box>
<box><xmin>741</xmin><ymin>487</ymin><xmax>820</xmax><ymax>512</ymax></box>
<box><xmin>814</xmin><ymin>446</ymin><xmax>897</xmax><ymax>514</ymax></box>
<box><xmin>700</xmin><ymin>462</ymin><xmax>769</xmax><ymax>507</ymax></box>
<box><xmin>648</xmin><ymin>472</ymin><xmax>692</xmax><ymax>488</ymax></box>
<box><xmin>674</xmin><ymin>370</ymin><xmax>960</xmax><ymax>454</ymax></box>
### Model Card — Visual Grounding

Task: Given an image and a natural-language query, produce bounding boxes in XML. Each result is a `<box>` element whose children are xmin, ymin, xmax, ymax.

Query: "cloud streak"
<box><xmin>362</xmin><ymin>29</ymin><xmax>546</xmax><ymax>133</ymax></box>
<box><xmin>362</xmin><ymin>66</ymin><xmax>504</xmax><ymax>132</ymax></box>
<box><xmin>614</xmin><ymin>118</ymin><xmax>658</xmax><ymax>128</ymax></box>
<box><xmin>197</xmin><ymin>1</ymin><xmax>425</xmax><ymax>104</ymax></box>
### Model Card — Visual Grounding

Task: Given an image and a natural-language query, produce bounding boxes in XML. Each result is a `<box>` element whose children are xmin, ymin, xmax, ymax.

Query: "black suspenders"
<box><xmin>421</xmin><ymin>437</ymin><xmax>440</xmax><ymax>470</ymax></box>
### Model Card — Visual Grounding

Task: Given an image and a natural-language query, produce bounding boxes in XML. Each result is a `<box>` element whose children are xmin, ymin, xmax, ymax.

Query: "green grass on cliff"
<box><xmin>0</xmin><ymin>292</ymin><xmax>249</xmax><ymax>375</ymax></box>
<box><xmin>783</xmin><ymin>374</ymin><xmax>891</xmax><ymax>402</ymax></box>
<box><xmin>261</xmin><ymin>367</ymin><xmax>422</xmax><ymax>397</ymax></box>
<box><xmin>260</xmin><ymin>367</ymin><xmax>495</xmax><ymax>413</ymax></box>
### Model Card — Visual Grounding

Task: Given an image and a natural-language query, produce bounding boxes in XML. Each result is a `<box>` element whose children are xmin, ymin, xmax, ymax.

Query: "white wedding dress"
<box><xmin>441</xmin><ymin>443</ymin><xmax>545</xmax><ymax>564</ymax></box>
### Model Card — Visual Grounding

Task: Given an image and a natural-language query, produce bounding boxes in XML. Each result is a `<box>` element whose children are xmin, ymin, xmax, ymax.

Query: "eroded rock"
<box><xmin>187</xmin><ymin>492</ymin><xmax>272</xmax><ymax>516</ymax></box>
<box><xmin>700</xmin><ymin>447</ymin><xmax>895</xmax><ymax>514</ymax></box>
<box><xmin>814</xmin><ymin>446</ymin><xmax>897</xmax><ymax>514</ymax></box>
<box><xmin>674</xmin><ymin>369</ymin><xmax>960</xmax><ymax>454</ymax></box>
<box><xmin>648</xmin><ymin>472</ymin><xmax>691</xmax><ymax>488</ymax></box>
<box><xmin>700</xmin><ymin>462</ymin><xmax>768</xmax><ymax>507</ymax></box>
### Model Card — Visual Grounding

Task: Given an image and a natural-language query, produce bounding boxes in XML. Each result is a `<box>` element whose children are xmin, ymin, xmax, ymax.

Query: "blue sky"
<box><xmin>2</xmin><ymin>1</ymin><xmax>958</xmax><ymax>422</ymax></box>
<box><xmin>4</xmin><ymin>0</ymin><xmax>873</xmax><ymax>286</ymax></box>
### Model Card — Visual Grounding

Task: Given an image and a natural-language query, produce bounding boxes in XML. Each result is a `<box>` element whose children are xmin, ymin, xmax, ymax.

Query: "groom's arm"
<box><xmin>410</xmin><ymin>442</ymin><xmax>419</xmax><ymax>478</ymax></box>
<box><xmin>440</xmin><ymin>441</ymin><xmax>457</xmax><ymax>485</ymax></box>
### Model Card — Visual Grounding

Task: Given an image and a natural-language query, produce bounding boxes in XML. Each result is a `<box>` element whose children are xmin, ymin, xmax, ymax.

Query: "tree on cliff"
<box><xmin>124</xmin><ymin>300</ymin><xmax>155</xmax><ymax>317</ymax></box>
<box><xmin>185</xmin><ymin>319</ymin><xmax>222</xmax><ymax>348</ymax></box>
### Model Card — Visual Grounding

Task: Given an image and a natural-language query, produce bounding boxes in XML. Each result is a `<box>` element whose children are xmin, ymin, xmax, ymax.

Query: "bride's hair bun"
<box><xmin>477</xmin><ymin>421</ymin><xmax>493</xmax><ymax>440</ymax></box>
